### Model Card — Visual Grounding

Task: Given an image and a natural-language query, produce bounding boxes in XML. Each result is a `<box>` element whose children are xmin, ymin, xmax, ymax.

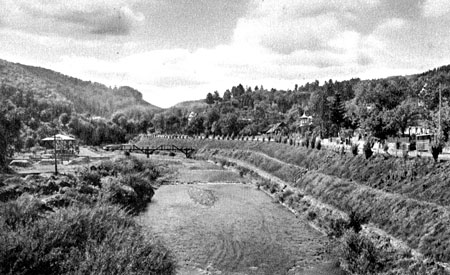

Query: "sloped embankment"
<box><xmin>204</xmin><ymin>147</ymin><xmax>450</xmax><ymax>264</ymax></box>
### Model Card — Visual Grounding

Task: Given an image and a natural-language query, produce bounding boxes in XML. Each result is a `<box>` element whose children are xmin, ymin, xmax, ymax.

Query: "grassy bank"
<box><xmin>139</xmin><ymin>137</ymin><xmax>450</xmax><ymax>207</ymax></box>
<box><xmin>0</xmin><ymin>156</ymin><xmax>175</xmax><ymax>275</ymax></box>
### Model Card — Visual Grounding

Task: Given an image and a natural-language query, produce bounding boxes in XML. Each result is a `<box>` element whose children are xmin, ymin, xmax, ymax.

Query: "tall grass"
<box><xmin>0</xmin><ymin>204</ymin><xmax>175</xmax><ymax>275</ymax></box>
<box><xmin>0</xmin><ymin>156</ymin><xmax>175</xmax><ymax>275</ymax></box>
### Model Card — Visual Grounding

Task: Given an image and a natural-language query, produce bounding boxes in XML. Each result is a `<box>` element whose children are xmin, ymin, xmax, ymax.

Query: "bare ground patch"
<box><xmin>187</xmin><ymin>186</ymin><xmax>218</xmax><ymax>206</ymax></box>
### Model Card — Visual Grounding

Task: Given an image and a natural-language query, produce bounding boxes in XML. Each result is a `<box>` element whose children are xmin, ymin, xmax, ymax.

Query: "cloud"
<box><xmin>233</xmin><ymin>0</ymin><xmax>383</xmax><ymax>55</ymax></box>
<box><xmin>55</xmin><ymin>6</ymin><xmax>144</xmax><ymax>35</ymax></box>
<box><xmin>2</xmin><ymin>0</ymin><xmax>450</xmax><ymax>108</ymax></box>
<box><xmin>0</xmin><ymin>0</ymin><xmax>144</xmax><ymax>37</ymax></box>
<box><xmin>423</xmin><ymin>0</ymin><xmax>450</xmax><ymax>17</ymax></box>
<box><xmin>357</xmin><ymin>53</ymin><xmax>373</xmax><ymax>66</ymax></box>
<box><xmin>153</xmin><ymin>76</ymin><xmax>206</xmax><ymax>88</ymax></box>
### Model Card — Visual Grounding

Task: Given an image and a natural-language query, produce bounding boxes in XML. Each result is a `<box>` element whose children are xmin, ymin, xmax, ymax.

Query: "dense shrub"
<box><xmin>395</xmin><ymin>140</ymin><xmax>401</xmax><ymax>151</ymax></box>
<box><xmin>409</xmin><ymin>140</ymin><xmax>416</xmax><ymax>151</ymax></box>
<box><xmin>430</xmin><ymin>142</ymin><xmax>443</xmax><ymax>162</ymax></box>
<box><xmin>0</xmin><ymin>204</ymin><xmax>175</xmax><ymax>275</ymax></box>
<box><xmin>351</xmin><ymin>144</ymin><xmax>358</xmax><ymax>156</ymax></box>
<box><xmin>328</xmin><ymin>218</ymin><xmax>348</xmax><ymax>239</ymax></box>
<box><xmin>79</xmin><ymin>169</ymin><xmax>102</xmax><ymax>187</ymax></box>
<box><xmin>338</xmin><ymin>231</ymin><xmax>385</xmax><ymax>275</ymax></box>
<box><xmin>363</xmin><ymin>140</ymin><xmax>373</xmax><ymax>159</ymax></box>
<box><xmin>347</xmin><ymin>210</ymin><xmax>369</xmax><ymax>233</ymax></box>
<box><xmin>103</xmin><ymin>174</ymin><xmax>154</xmax><ymax>213</ymax></box>
<box><xmin>0</xmin><ymin>156</ymin><xmax>173</xmax><ymax>274</ymax></box>
<box><xmin>275</xmin><ymin>189</ymin><xmax>294</xmax><ymax>203</ymax></box>
<box><xmin>0</xmin><ymin>194</ymin><xmax>47</xmax><ymax>229</ymax></box>
<box><xmin>307</xmin><ymin>210</ymin><xmax>317</xmax><ymax>221</ymax></box>
<box><xmin>310</xmin><ymin>136</ymin><xmax>316</xmax><ymax>149</ymax></box>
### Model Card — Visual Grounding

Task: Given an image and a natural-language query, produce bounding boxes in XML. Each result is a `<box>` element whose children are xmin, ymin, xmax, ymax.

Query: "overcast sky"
<box><xmin>1</xmin><ymin>0</ymin><xmax>450</xmax><ymax>107</ymax></box>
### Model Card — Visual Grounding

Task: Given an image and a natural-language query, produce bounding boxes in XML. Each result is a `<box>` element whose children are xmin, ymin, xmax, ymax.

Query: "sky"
<box><xmin>1</xmin><ymin>0</ymin><xmax>450</xmax><ymax>108</ymax></box>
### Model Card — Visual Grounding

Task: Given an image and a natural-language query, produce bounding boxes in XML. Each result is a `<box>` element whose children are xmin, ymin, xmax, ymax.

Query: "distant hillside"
<box><xmin>171</xmin><ymin>100</ymin><xmax>208</xmax><ymax>111</ymax></box>
<box><xmin>0</xmin><ymin>59</ymin><xmax>161</xmax><ymax>117</ymax></box>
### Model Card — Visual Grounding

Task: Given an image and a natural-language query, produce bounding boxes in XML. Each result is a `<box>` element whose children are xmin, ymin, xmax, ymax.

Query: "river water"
<box><xmin>139</xmin><ymin>183</ymin><xmax>332</xmax><ymax>275</ymax></box>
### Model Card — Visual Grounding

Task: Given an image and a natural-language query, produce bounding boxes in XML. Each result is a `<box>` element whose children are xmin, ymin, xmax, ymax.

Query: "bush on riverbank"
<box><xmin>0</xmin><ymin>204</ymin><xmax>174</xmax><ymax>275</ymax></box>
<box><xmin>103</xmin><ymin>173</ymin><xmax>155</xmax><ymax>213</ymax></box>
<box><xmin>0</xmin><ymin>156</ymin><xmax>175</xmax><ymax>275</ymax></box>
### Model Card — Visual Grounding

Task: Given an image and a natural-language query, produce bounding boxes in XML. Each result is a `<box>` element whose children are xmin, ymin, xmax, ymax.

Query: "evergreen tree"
<box><xmin>330</xmin><ymin>92</ymin><xmax>346</xmax><ymax>127</ymax></box>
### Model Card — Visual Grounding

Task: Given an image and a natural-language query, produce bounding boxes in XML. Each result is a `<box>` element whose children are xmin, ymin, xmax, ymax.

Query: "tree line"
<box><xmin>198</xmin><ymin>65</ymin><xmax>450</xmax><ymax>142</ymax></box>
<box><xmin>2</xmin><ymin>64</ymin><xmax>450</xmax><ymax>170</ymax></box>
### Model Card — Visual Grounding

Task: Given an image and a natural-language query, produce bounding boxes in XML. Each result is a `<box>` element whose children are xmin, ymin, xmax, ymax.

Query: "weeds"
<box><xmin>307</xmin><ymin>210</ymin><xmax>317</xmax><ymax>221</ymax></box>
<box><xmin>338</xmin><ymin>231</ymin><xmax>385</xmax><ymax>275</ymax></box>
<box><xmin>0</xmin><ymin>156</ymin><xmax>174</xmax><ymax>275</ymax></box>
<box><xmin>0</xmin><ymin>204</ymin><xmax>175</xmax><ymax>275</ymax></box>
<box><xmin>347</xmin><ymin>210</ymin><xmax>370</xmax><ymax>233</ymax></box>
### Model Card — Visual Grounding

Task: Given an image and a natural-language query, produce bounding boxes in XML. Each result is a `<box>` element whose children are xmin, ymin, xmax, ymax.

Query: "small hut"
<box><xmin>299</xmin><ymin>113</ymin><xmax>313</xmax><ymax>127</ymax></box>
<box><xmin>42</xmin><ymin>134</ymin><xmax>78</xmax><ymax>156</ymax></box>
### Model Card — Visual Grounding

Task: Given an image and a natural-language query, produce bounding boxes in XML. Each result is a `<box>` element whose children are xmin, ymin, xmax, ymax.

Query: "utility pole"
<box><xmin>439</xmin><ymin>84</ymin><xmax>442</xmax><ymax>141</ymax></box>
<box><xmin>54</xmin><ymin>134</ymin><xmax>58</xmax><ymax>175</ymax></box>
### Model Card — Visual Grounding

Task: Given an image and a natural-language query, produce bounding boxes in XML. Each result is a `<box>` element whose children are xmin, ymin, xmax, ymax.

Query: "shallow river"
<box><xmin>139</xmin><ymin>183</ymin><xmax>333</xmax><ymax>275</ymax></box>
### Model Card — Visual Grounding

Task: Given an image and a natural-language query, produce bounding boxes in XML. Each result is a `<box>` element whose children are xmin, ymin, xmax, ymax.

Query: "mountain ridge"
<box><xmin>0</xmin><ymin>58</ymin><xmax>161</xmax><ymax>117</ymax></box>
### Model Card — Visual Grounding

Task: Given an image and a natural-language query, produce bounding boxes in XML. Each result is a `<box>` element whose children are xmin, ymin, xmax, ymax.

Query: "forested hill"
<box><xmin>179</xmin><ymin>64</ymin><xmax>450</xmax><ymax>140</ymax></box>
<box><xmin>0</xmin><ymin>59</ymin><xmax>161</xmax><ymax>117</ymax></box>
<box><xmin>171</xmin><ymin>100</ymin><xmax>208</xmax><ymax>112</ymax></box>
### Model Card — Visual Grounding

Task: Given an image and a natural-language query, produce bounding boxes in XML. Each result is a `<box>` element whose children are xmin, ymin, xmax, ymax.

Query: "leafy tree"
<box><xmin>165</xmin><ymin>115</ymin><xmax>181</xmax><ymax>134</ymax></box>
<box><xmin>203</xmin><ymin>108</ymin><xmax>220</xmax><ymax>133</ymax></box>
<box><xmin>205</xmin><ymin>93</ymin><xmax>214</xmax><ymax>104</ymax></box>
<box><xmin>223</xmin><ymin>90</ymin><xmax>231</xmax><ymax>101</ymax></box>
<box><xmin>431</xmin><ymin>141</ymin><xmax>443</xmax><ymax>162</ymax></box>
<box><xmin>59</xmin><ymin>113</ymin><xmax>70</xmax><ymax>127</ymax></box>
<box><xmin>24</xmin><ymin>136</ymin><xmax>36</xmax><ymax>149</ymax></box>
<box><xmin>218</xmin><ymin>113</ymin><xmax>240</xmax><ymax>136</ymax></box>
<box><xmin>383</xmin><ymin>99</ymin><xmax>424</xmax><ymax>137</ymax></box>
<box><xmin>40</xmin><ymin>109</ymin><xmax>53</xmax><ymax>122</ymax></box>
<box><xmin>344</xmin><ymin>101</ymin><xmax>361</xmax><ymax>130</ymax></box>
<box><xmin>231</xmin><ymin>84</ymin><xmax>245</xmax><ymax>98</ymax></box>
<box><xmin>212</xmin><ymin>91</ymin><xmax>221</xmax><ymax>102</ymax></box>
<box><xmin>186</xmin><ymin>116</ymin><xmax>205</xmax><ymax>135</ymax></box>
<box><xmin>152</xmin><ymin>113</ymin><xmax>165</xmax><ymax>133</ymax></box>
<box><xmin>0</xmin><ymin>101</ymin><xmax>21</xmax><ymax>170</ymax></box>
<box><xmin>360</xmin><ymin>108</ymin><xmax>393</xmax><ymax>140</ymax></box>
<box><xmin>428</xmin><ymin>101</ymin><xmax>450</xmax><ymax>141</ymax></box>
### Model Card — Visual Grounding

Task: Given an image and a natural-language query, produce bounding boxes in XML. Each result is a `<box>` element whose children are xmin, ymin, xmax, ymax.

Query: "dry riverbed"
<box><xmin>138</xmin><ymin>156</ymin><xmax>344</xmax><ymax>275</ymax></box>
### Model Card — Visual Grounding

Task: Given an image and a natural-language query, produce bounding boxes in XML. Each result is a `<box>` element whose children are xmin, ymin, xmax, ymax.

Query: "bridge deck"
<box><xmin>117</xmin><ymin>144</ymin><xmax>196</xmax><ymax>158</ymax></box>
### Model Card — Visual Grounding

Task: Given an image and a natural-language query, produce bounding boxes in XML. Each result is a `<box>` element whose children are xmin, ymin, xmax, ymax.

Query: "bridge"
<box><xmin>112</xmin><ymin>144</ymin><xmax>196</xmax><ymax>158</ymax></box>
